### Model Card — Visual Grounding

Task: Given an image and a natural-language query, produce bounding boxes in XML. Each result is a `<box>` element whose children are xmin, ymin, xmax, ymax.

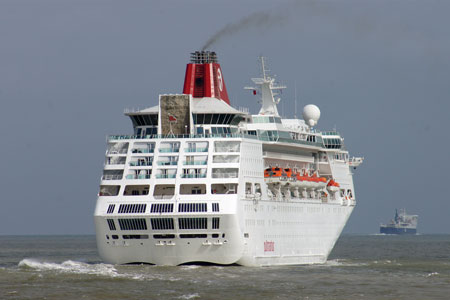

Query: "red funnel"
<box><xmin>183</xmin><ymin>51</ymin><xmax>230</xmax><ymax>105</ymax></box>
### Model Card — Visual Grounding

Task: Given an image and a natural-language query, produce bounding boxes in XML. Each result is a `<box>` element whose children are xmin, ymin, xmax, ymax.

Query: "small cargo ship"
<box><xmin>380</xmin><ymin>209</ymin><xmax>418</xmax><ymax>235</ymax></box>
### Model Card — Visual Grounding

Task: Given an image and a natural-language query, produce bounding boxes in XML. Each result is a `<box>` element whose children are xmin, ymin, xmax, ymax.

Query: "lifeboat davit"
<box><xmin>327</xmin><ymin>179</ymin><xmax>340</xmax><ymax>193</ymax></box>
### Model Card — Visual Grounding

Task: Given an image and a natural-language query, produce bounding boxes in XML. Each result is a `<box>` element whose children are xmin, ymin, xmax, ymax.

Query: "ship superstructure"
<box><xmin>94</xmin><ymin>51</ymin><xmax>363</xmax><ymax>266</ymax></box>
<box><xmin>380</xmin><ymin>209</ymin><xmax>418</xmax><ymax>235</ymax></box>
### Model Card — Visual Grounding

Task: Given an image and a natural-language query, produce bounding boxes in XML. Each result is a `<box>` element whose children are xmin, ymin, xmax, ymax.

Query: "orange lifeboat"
<box><xmin>327</xmin><ymin>179</ymin><xmax>340</xmax><ymax>193</ymax></box>
<box><xmin>292</xmin><ymin>170</ymin><xmax>327</xmax><ymax>189</ymax></box>
<box><xmin>264</xmin><ymin>167</ymin><xmax>294</xmax><ymax>185</ymax></box>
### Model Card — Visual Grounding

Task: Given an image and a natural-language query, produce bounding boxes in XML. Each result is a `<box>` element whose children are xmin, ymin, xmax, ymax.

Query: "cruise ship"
<box><xmin>380</xmin><ymin>209</ymin><xmax>418</xmax><ymax>235</ymax></box>
<box><xmin>94</xmin><ymin>51</ymin><xmax>363</xmax><ymax>266</ymax></box>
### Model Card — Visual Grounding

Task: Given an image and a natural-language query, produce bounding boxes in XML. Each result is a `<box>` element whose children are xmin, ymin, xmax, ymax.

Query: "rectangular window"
<box><xmin>100</xmin><ymin>185</ymin><xmax>120</xmax><ymax>196</ymax></box>
<box><xmin>212</xmin><ymin>203</ymin><xmax>220</xmax><ymax>212</ymax></box>
<box><xmin>117</xmin><ymin>218</ymin><xmax>147</xmax><ymax>230</ymax></box>
<box><xmin>212</xmin><ymin>217</ymin><xmax>220</xmax><ymax>229</ymax></box>
<box><xmin>122</xmin><ymin>234</ymin><xmax>149</xmax><ymax>239</ymax></box>
<box><xmin>178</xmin><ymin>218</ymin><xmax>208</xmax><ymax>230</ymax></box>
<box><xmin>153</xmin><ymin>234</ymin><xmax>176</xmax><ymax>239</ymax></box>
<box><xmin>180</xmin><ymin>234</ymin><xmax>208</xmax><ymax>239</ymax></box>
<box><xmin>107</xmin><ymin>204</ymin><xmax>115</xmax><ymax>214</ymax></box>
<box><xmin>150</xmin><ymin>203</ymin><xmax>174</xmax><ymax>213</ymax></box>
<box><xmin>118</xmin><ymin>204</ymin><xmax>147</xmax><ymax>214</ymax></box>
<box><xmin>150</xmin><ymin>218</ymin><xmax>175</xmax><ymax>230</ymax></box>
<box><xmin>178</xmin><ymin>203</ymin><xmax>207</xmax><ymax>213</ymax></box>
<box><xmin>107</xmin><ymin>219</ymin><xmax>116</xmax><ymax>231</ymax></box>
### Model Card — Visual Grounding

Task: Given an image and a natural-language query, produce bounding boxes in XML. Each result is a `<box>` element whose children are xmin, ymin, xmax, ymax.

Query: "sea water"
<box><xmin>1</xmin><ymin>234</ymin><xmax>449</xmax><ymax>299</ymax></box>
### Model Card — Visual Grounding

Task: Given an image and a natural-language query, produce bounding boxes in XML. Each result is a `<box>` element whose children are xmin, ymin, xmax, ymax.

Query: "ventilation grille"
<box><xmin>179</xmin><ymin>203</ymin><xmax>207</xmax><ymax>213</ymax></box>
<box><xmin>118</xmin><ymin>204</ymin><xmax>146</xmax><ymax>214</ymax></box>
<box><xmin>212</xmin><ymin>203</ymin><xmax>219</xmax><ymax>212</ymax></box>
<box><xmin>107</xmin><ymin>219</ymin><xmax>116</xmax><ymax>230</ymax></box>
<box><xmin>150</xmin><ymin>218</ymin><xmax>175</xmax><ymax>230</ymax></box>
<box><xmin>212</xmin><ymin>217</ymin><xmax>220</xmax><ymax>229</ymax></box>
<box><xmin>150</xmin><ymin>203</ymin><xmax>174</xmax><ymax>213</ymax></box>
<box><xmin>107</xmin><ymin>204</ymin><xmax>115</xmax><ymax>214</ymax></box>
<box><xmin>178</xmin><ymin>218</ymin><xmax>207</xmax><ymax>230</ymax></box>
<box><xmin>118</xmin><ymin>218</ymin><xmax>147</xmax><ymax>230</ymax></box>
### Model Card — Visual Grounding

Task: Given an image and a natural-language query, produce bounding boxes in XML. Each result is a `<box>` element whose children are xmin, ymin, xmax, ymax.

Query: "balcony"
<box><xmin>126</xmin><ymin>174</ymin><xmax>151</xmax><ymax>180</ymax></box>
<box><xmin>131</xmin><ymin>148</ymin><xmax>154</xmax><ymax>154</ymax></box>
<box><xmin>159</xmin><ymin>148</ymin><xmax>180</xmax><ymax>153</ymax></box>
<box><xmin>129</xmin><ymin>161</ymin><xmax>153</xmax><ymax>166</ymax></box>
<box><xmin>101</xmin><ymin>174</ymin><xmax>123</xmax><ymax>180</ymax></box>
<box><xmin>185</xmin><ymin>147</ymin><xmax>208</xmax><ymax>153</ymax></box>
<box><xmin>213</xmin><ymin>155</ymin><xmax>239</xmax><ymax>163</ymax></box>
<box><xmin>107</xmin><ymin>149</ymin><xmax>128</xmax><ymax>155</ymax></box>
<box><xmin>181</xmin><ymin>173</ymin><xmax>207</xmax><ymax>179</ymax></box>
<box><xmin>212</xmin><ymin>172</ymin><xmax>238</xmax><ymax>179</ymax></box>
<box><xmin>183</xmin><ymin>161</ymin><xmax>207</xmax><ymax>165</ymax></box>
<box><xmin>155</xmin><ymin>174</ymin><xmax>177</xmax><ymax>179</ymax></box>
<box><xmin>157</xmin><ymin>161</ymin><xmax>178</xmax><ymax>166</ymax></box>
<box><xmin>105</xmin><ymin>158</ymin><xmax>126</xmax><ymax>166</ymax></box>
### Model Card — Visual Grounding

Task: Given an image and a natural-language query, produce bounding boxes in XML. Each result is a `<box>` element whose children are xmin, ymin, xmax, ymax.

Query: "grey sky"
<box><xmin>1</xmin><ymin>0</ymin><xmax>449</xmax><ymax>234</ymax></box>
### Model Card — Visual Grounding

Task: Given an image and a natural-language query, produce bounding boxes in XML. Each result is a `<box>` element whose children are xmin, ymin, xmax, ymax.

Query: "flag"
<box><xmin>168</xmin><ymin>114</ymin><xmax>177</xmax><ymax>122</ymax></box>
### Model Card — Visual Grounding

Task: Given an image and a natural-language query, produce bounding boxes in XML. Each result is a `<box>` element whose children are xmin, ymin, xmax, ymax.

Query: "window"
<box><xmin>107</xmin><ymin>204</ymin><xmax>115</xmax><ymax>214</ymax></box>
<box><xmin>180</xmin><ymin>234</ymin><xmax>207</xmax><ymax>239</ymax></box>
<box><xmin>178</xmin><ymin>218</ymin><xmax>208</xmax><ymax>230</ymax></box>
<box><xmin>102</xmin><ymin>170</ymin><xmax>123</xmax><ymax>181</ymax></box>
<box><xmin>150</xmin><ymin>218</ymin><xmax>174</xmax><ymax>230</ymax></box>
<box><xmin>212</xmin><ymin>217</ymin><xmax>220</xmax><ymax>229</ymax></box>
<box><xmin>100</xmin><ymin>185</ymin><xmax>120</xmax><ymax>196</ymax></box>
<box><xmin>118</xmin><ymin>218</ymin><xmax>147</xmax><ymax>230</ymax></box>
<box><xmin>153</xmin><ymin>185</ymin><xmax>175</xmax><ymax>197</ymax></box>
<box><xmin>118</xmin><ymin>204</ymin><xmax>147</xmax><ymax>214</ymax></box>
<box><xmin>179</xmin><ymin>203</ymin><xmax>207</xmax><ymax>213</ymax></box>
<box><xmin>211</xmin><ymin>184</ymin><xmax>238</xmax><ymax>194</ymax></box>
<box><xmin>180</xmin><ymin>184</ymin><xmax>206</xmax><ymax>195</ymax></box>
<box><xmin>107</xmin><ymin>219</ymin><xmax>116</xmax><ymax>230</ymax></box>
<box><xmin>123</xmin><ymin>185</ymin><xmax>150</xmax><ymax>196</ymax></box>
<box><xmin>245</xmin><ymin>182</ymin><xmax>252</xmax><ymax>194</ymax></box>
<box><xmin>212</xmin><ymin>168</ymin><xmax>239</xmax><ymax>178</ymax></box>
<box><xmin>153</xmin><ymin>234</ymin><xmax>175</xmax><ymax>239</ymax></box>
<box><xmin>150</xmin><ymin>203</ymin><xmax>174</xmax><ymax>213</ymax></box>
<box><xmin>255</xmin><ymin>183</ymin><xmax>262</xmax><ymax>194</ymax></box>
<box><xmin>123</xmin><ymin>235</ymin><xmax>149</xmax><ymax>239</ymax></box>
<box><xmin>212</xmin><ymin>203</ymin><xmax>220</xmax><ymax>212</ymax></box>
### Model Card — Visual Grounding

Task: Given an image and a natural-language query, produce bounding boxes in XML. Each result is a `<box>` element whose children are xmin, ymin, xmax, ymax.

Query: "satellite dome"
<box><xmin>302</xmin><ymin>104</ymin><xmax>321</xmax><ymax>127</ymax></box>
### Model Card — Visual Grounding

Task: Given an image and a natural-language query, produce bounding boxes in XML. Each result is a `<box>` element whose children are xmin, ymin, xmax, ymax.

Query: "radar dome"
<box><xmin>302</xmin><ymin>104</ymin><xmax>321</xmax><ymax>127</ymax></box>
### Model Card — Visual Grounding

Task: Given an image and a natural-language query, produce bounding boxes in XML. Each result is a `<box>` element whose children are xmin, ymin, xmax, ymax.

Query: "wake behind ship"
<box><xmin>94</xmin><ymin>51</ymin><xmax>364</xmax><ymax>266</ymax></box>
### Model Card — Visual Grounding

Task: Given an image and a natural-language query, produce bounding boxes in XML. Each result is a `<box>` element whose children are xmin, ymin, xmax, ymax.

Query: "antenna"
<box><xmin>260</xmin><ymin>56</ymin><xmax>269</xmax><ymax>80</ymax></box>
<box><xmin>294</xmin><ymin>81</ymin><xmax>297</xmax><ymax>119</ymax></box>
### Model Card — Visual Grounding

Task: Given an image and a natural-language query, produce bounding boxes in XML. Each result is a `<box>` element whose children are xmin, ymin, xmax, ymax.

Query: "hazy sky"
<box><xmin>1</xmin><ymin>0</ymin><xmax>449</xmax><ymax>235</ymax></box>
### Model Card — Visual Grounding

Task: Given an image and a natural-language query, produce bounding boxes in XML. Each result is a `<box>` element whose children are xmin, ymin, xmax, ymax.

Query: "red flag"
<box><xmin>168</xmin><ymin>114</ymin><xmax>177</xmax><ymax>122</ymax></box>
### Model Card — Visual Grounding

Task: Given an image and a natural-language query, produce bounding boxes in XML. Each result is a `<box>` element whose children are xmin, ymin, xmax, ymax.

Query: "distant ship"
<box><xmin>380</xmin><ymin>209</ymin><xmax>418</xmax><ymax>235</ymax></box>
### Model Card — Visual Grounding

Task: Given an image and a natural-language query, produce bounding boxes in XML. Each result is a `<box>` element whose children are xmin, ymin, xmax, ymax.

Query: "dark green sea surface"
<box><xmin>1</xmin><ymin>234</ymin><xmax>449</xmax><ymax>299</ymax></box>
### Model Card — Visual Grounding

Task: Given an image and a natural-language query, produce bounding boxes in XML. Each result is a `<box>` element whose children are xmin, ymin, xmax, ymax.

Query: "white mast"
<box><xmin>245</xmin><ymin>57</ymin><xmax>286</xmax><ymax>116</ymax></box>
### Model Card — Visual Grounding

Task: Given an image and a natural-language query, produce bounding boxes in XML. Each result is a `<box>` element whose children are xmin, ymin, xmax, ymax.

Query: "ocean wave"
<box><xmin>177</xmin><ymin>293</ymin><xmax>200</xmax><ymax>299</ymax></box>
<box><xmin>310</xmin><ymin>258</ymin><xmax>367</xmax><ymax>268</ymax></box>
<box><xmin>321</xmin><ymin>259</ymin><xmax>368</xmax><ymax>267</ymax></box>
<box><xmin>426</xmin><ymin>272</ymin><xmax>439</xmax><ymax>277</ymax></box>
<box><xmin>17</xmin><ymin>259</ymin><xmax>184</xmax><ymax>282</ymax></box>
<box><xmin>18</xmin><ymin>259</ymin><xmax>121</xmax><ymax>278</ymax></box>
